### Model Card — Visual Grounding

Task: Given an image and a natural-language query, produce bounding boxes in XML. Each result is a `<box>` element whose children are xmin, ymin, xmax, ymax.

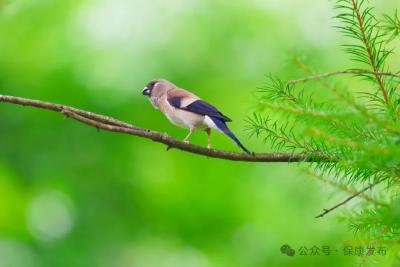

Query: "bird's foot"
<box><xmin>207</xmin><ymin>144</ymin><xmax>212</xmax><ymax>149</ymax></box>
<box><xmin>183</xmin><ymin>140</ymin><xmax>190</xmax><ymax>144</ymax></box>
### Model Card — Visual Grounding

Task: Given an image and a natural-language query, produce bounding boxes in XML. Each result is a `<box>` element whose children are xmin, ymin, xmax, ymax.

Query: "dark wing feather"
<box><xmin>168</xmin><ymin>96</ymin><xmax>181</xmax><ymax>108</ymax></box>
<box><xmin>167</xmin><ymin>97</ymin><xmax>232</xmax><ymax>122</ymax></box>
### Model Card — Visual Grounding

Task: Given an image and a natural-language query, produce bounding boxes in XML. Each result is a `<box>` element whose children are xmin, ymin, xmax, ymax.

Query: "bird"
<box><xmin>142</xmin><ymin>79</ymin><xmax>250</xmax><ymax>153</ymax></box>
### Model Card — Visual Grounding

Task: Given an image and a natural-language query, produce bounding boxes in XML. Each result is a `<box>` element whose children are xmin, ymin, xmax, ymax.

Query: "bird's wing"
<box><xmin>167</xmin><ymin>88</ymin><xmax>232</xmax><ymax>122</ymax></box>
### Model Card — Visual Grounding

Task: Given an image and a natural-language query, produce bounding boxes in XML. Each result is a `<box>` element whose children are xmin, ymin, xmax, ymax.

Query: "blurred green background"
<box><xmin>0</xmin><ymin>0</ymin><xmax>398</xmax><ymax>266</ymax></box>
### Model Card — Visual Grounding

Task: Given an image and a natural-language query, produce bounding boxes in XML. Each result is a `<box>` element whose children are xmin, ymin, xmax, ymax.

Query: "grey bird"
<box><xmin>142</xmin><ymin>79</ymin><xmax>250</xmax><ymax>153</ymax></box>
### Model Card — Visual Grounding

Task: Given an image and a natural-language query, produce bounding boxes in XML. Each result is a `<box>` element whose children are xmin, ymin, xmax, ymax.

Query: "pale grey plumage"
<box><xmin>142</xmin><ymin>79</ymin><xmax>249</xmax><ymax>153</ymax></box>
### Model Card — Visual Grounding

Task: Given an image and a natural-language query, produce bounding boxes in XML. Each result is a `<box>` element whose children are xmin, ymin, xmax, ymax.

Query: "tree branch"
<box><xmin>304</xmin><ymin>170</ymin><xmax>388</xmax><ymax>207</ymax></box>
<box><xmin>315</xmin><ymin>178</ymin><xmax>385</xmax><ymax>219</ymax></box>
<box><xmin>287</xmin><ymin>69</ymin><xmax>400</xmax><ymax>85</ymax></box>
<box><xmin>0</xmin><ymin>94</ymin><xmax>316</xmax><ymax>162</ymax></box>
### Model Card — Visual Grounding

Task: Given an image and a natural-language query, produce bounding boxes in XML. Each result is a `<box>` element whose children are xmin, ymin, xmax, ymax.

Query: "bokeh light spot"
<box><xmin>27</xmin><ymin>190</ymin><xmax>75</xmax><ymax>242</ymax></box>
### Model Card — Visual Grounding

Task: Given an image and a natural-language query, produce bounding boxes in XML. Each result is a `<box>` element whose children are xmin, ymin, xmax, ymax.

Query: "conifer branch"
<box><xmin>292</xmin><ymin>59</ymin><xmax>399</xmax><ymax>134</ymax></box>
<box><xmin>350</xmin><ymin>0</ymin><xmax>389</xmax><ymax>103</ymax></box>
<box><xmin>252</xmin><ymin>0</ymin><xmax>400</xmax><ymax>250</ymax></box>
<box><xmin>287</xmin><ymin>70</ymin><xmax>400</xmax><ymax>85</ymax></box>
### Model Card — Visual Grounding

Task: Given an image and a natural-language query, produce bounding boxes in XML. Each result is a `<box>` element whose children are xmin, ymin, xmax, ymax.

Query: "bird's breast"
<box><xmin>159</xmin><ymin>98</ymin><xmax>206</xmax><ymax>129</ymax></box>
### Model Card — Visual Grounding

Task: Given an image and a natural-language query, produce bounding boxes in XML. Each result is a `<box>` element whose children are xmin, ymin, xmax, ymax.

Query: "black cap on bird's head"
<box><xmin>142</xmin><ymin>80</ymin><xmax>157</xmax><ymax>96</ymax></box>
<box><xmin>142</xmin><ymin>79</ymin><xmax>176</xmax><ymax>97</ymax></box>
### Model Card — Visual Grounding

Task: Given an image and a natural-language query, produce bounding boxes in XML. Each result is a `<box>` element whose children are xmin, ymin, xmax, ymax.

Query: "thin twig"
<box><xmin>0</xmin><ymin>94</ymin><xmax>318</xmax><ymax>162</ymax></box>
<box><xmin>287</xmin><ymin>69</ymin><xmax>400</xmax><ymax>85</ymax></box>
<box><xmin>315</xmin><ymin>178</ymin><xmax>385</xmax><ymax>219</ymax></box>
<box><xmin>304</xmin><ymin>170</ymin><xmax>388</xmax><ymax>207</ymax></box>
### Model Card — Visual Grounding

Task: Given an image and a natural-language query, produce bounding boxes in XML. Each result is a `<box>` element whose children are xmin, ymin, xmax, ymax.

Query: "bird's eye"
<box><xmin>142</xmin><ymin>86</ymin><xmax>151</xmax><ymax>96</ymax></box>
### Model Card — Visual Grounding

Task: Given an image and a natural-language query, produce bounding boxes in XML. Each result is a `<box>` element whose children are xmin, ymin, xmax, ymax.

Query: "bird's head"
<box><xmin>142</xmin><ymin>79</ymin><xmax>175</xmax><ymax>98</ymax></box>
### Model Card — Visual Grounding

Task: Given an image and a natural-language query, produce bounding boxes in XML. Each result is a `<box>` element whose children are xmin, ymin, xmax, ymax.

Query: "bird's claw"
<box><xmin>183</xmin><ymin>140</ymin><xmax>189</xmax><ymax>144</ymax></box>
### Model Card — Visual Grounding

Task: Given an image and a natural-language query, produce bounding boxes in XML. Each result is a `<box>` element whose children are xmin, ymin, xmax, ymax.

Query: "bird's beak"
<box><xmin>142</xmin><ymin>87</ymin><xmax>150</xmax><ymax>96</ymax></box>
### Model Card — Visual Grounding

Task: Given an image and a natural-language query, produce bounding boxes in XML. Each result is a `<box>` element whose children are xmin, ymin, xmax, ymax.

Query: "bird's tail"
<box><xmin>210</xmin><ymin>117</ymin><xmax>250</xmax><ymax>154</ymax></box>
